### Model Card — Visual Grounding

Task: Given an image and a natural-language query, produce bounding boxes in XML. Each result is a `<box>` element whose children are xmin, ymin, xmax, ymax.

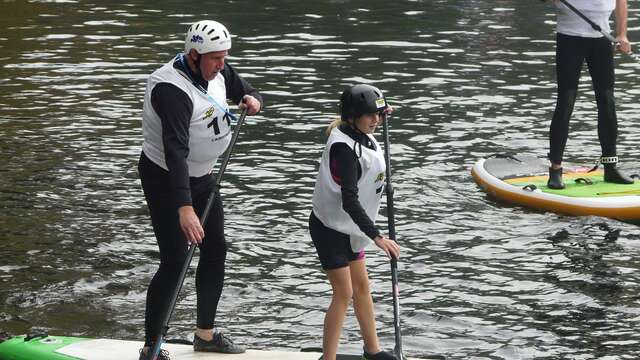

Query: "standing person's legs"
<box><xmin>548</xmin><ymin>34</ymin><xmax>585</xmax><ymax>189</ymax></box>
<box><xmin>351</xmin><ymin>259</ymin><xmax>397</xmax><ymax>360</ymax></box>
<box><xmin>143</xmin><ymin>200</ymin><xmax>188</xmax><ymax>345</ymax></box>
<box><xmin>189</xmin><ymin>179</ymin><xmax>244</xmax><ymax>354</ymax></box>
<box><xmin>193</xmin><ymin>189</ymin><xmax>226</xmax><ymax>337</ymax></box>
<box><xmin>324</xmin><ymin>267</ymin><xmax>353</xmax><ymax>360</ymax></box>
<box><xmin>586</xmin><ymin>37</ymin><xmax>617</xmax><ymax>157</ymax></box>
<box><xmin>549</xmin><ymin>33</ymin><xmax>585</xmax><ymax>166</ymax></box>
<box><xmin>310</xmin><ymin>212</ymin><xmax>358</xmax><ymax>360</ymax></box>
<box><xmin>350</xmin><ymin>259</ymin><xmax>380</xmax><ymax>354</ymax></box>
<box><xmin>586</xmin><ymin>38</ymin><xmax>633</xmax><ymax>184</ymax></box>
<box><xmin>139</xmin><ymin>154</ymin><xmax>189</xmax><ymax>350</ymax></box>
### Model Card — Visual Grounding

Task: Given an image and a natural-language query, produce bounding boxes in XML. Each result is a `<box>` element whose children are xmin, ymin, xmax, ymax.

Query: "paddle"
<box><xmin>380</xmin><ymin>112</ymin><xmax>405</xmax><ymax>360</ymax></box>
<box><xmin>147</xmin><ymin>107</ymin><xmax>249</xmax><ymax>360</ymax></box>
<box><xmin>557</xmin><ymin>0</ymin><xmax>640</xmax><ymax>61</ymax></box>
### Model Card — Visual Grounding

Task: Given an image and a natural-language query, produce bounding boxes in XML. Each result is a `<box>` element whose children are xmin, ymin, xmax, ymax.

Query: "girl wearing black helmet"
<box><xmin>309</xmin><ymin>84</ymin><xmax>400</xmax><ymax>360</ymax></box>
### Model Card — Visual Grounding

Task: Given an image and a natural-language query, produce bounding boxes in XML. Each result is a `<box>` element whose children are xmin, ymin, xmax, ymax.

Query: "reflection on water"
<box><xmin>2</xmin><ymin>1</ymin><xmax>640</xmax><ymax>358</ymax></box>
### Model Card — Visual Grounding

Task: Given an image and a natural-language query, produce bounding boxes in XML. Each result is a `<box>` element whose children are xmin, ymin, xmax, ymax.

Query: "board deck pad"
<box><xmin>482</xmin><ymin>155</ymin><xmax>549</xmax><ymax>180</ymax></box>
<box><xmin>506</xmin><ymin>170</ymin><xmax>640</xmax><ymax>197</ymax></box>
<box><xmin>485</xmin><ymin>155</ymin><xmax>640</xmax><ymax>198</ymax></box>
<box><xmin>0</xmin><ymin>336</ymin><xmax>434</xmax><ymax>360</ymax></box>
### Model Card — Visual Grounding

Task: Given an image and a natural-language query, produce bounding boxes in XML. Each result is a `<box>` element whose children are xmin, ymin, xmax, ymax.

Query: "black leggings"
<box><xmin>549</xmin><ymin>33</ymin><xmax>618</xmax><ymax>164</ymax></box>
<box><xmin>139</xmin><ymin>152</ymin><xmax>227</xmax><ymax>346</ymax></box>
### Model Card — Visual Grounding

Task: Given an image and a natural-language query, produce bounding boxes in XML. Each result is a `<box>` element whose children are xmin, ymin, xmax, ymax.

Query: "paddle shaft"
<box><xmin>557</xmin><ymin>0</ymin><xmax>640</xmax><ymax>61</ymax></box>
<box><xmin>381</xmin><ymin>113</ymin><xmax>405</xmax><ymax>360</ymax></box>
<box><xmin>148</xmin><ymin>108</ymin><xmax>248</xmax><ymax>360</ymax></box>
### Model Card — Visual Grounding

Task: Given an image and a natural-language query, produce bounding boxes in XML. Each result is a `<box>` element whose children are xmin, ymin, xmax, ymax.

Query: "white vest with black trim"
<box><xmin>142</xmin><ymin>57</ymin><xmax>231</xmax><ymax>177</ymax></box>
<box><xmin>312</xmin><ymin>127</ymin><xmax>386</xmax><ymax>252</ymax></box>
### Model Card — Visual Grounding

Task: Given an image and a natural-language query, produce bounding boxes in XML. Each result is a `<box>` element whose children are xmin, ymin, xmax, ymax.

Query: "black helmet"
<box><xmin>339</xmin><ymin>84</ymin><xmax>388</xmax><ymax>121</ymax></box>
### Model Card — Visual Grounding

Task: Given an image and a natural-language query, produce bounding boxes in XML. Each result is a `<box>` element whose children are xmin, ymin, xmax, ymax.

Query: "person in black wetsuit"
<box><xmin>309</xmin><ymin>84</ymin><xmax>399</xmax><ymax>360</ymax></box>
<box><xmin>137</xmin><ymin>20</ymin><xmax>262</xmax><ymax>359</ymax></box>
<box><xmin>545</xmin><ymin>0</ymin><xmax>634</xmax><ymax>189</ymax></box>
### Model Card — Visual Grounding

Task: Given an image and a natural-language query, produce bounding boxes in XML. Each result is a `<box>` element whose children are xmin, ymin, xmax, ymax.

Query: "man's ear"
<box><xmin>188</xmin><ymin>48</ymin><xmax>200</xmax><ymax>62</ymax></box>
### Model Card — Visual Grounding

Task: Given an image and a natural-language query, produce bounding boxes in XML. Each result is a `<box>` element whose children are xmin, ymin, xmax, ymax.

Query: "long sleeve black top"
<box><xmin>329</xmin><ymin>124</ymin><xmax>381</xmax><ymax>240</ymax></box>
<box><xmin>150</xmin><ymin>55</ymin><xmax>263</xmax><ymax>208</ymax></box>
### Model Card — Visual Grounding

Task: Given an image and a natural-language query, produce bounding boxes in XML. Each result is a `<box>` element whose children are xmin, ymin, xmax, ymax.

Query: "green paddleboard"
<box><xmin>0</xmin><ymin>335</ymin><xmax>90</xmax><ymax>360</ymax></box>
<box><xmin>472</xmin><ymin>155</ymin><xmax>640</xmax><ymax>221</ymax></box>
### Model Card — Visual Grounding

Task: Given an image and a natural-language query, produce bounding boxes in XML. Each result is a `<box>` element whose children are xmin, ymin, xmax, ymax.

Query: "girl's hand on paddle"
<box><xmin>239</xmin><ymin>95</ymin><xmax>261</xmax><ymax>115</ymax></box>
<box><xmin>373</xmin><ymin>235</ymin><xmax>400</xmax><ymax>260</ymax></box>
<box><xmin>178</xmin><ymin>205</ymin><xmax>204</xmax><ymax>245</ymax></box>
<box><xmin>616</xmin><ymin>36</ymin><xmax>631</xmax><ymax>54</ymax></box>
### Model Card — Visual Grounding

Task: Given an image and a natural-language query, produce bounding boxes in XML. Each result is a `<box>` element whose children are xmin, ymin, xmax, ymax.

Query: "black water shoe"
<box><xmin>138</xmin><ymin>347</ymin><xmax>170</xmax><ymax>360</ymax></box>
<box><xmin>363</xmin><ymin>348</ymin><xmax>398</xmax><ymax>360</ymax></box>
<box><xmin>193</xmin><ymin>331</ymin><xmax>246</xmax><ymax>354</ymax></box>
<box><xmin>604</xmin><ymin>163</ymin><xmax>634</xmax><ymax>184</ymax></box>
<box><xmin>547</xmin><ymin>167</ymin><xmax>565</xmax><ymax>189</ymax></box>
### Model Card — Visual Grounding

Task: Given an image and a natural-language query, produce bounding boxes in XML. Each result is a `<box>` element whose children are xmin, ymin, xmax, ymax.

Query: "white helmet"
<box><xmin>184</xmin><ymin>20</ymin><xmax>232</xmax><ymax>54</ymax></box>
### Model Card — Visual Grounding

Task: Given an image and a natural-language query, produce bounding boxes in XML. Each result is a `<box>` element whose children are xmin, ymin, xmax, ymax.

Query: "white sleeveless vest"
<box><xmin>312</xmin><ymin>127</ymin><xmax>386</xmax><ymax>252</ymax></box>
<box><xmin>555</xmin><ymin>0</ymin><xmax>616</xmax><ymax>38</ymax></box>
<box><xmin>142</xmin><ymin>57</ymin><xmax>231</xmax><ymax>177</ymax></box>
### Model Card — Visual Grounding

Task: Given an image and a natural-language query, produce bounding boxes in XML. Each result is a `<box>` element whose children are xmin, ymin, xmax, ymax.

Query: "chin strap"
<box><xmin>589</xmin><ymin>156</ymin><xmax>618</xmax><ymax>172</ymax></box>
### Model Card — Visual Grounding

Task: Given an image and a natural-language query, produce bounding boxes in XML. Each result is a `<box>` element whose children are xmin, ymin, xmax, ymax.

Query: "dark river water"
<box><xmin>2</xmin><ymin>1</ymin><xmax>640</xmax><ymax>359</ymax></box>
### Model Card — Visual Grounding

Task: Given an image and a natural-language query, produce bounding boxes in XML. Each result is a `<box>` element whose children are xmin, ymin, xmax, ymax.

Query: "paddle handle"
<box><xmin>148</xmin><ymin>108</ymin><xmax>249</xmax><ymax>360</ymax></box>
<box><xmin>381</xmin><ymin>113</ymin><xmax>405</xmax><ymax>360</ymax></box>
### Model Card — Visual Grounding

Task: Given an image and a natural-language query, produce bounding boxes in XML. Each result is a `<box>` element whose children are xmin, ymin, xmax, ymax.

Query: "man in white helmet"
<box><xmin>138</xmin><ymin>20</ymin><xmax>262</xmax><ymax>359</ymax></box>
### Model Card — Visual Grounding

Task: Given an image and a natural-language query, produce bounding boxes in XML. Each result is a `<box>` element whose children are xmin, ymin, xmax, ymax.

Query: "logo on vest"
<box><xmin>204</xmin><ymin>107</ymin><xmax>215</xmax><ymax>119</ymax></box>
<box><xmin>375</xmin><ymin>172</ymin><xmax>385</xmax><ymax>194</ymax></box>
<box><xmin>190</xmin><ymin>35</ymin><xmax>204</xmax><ymax>44</ymax></box>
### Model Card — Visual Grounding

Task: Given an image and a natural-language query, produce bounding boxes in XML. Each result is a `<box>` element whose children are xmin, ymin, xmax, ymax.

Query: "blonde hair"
<box><xmin>325</xmin><ymin>117</ymin><xmax>348</xmax><ymax>136</ymax></box>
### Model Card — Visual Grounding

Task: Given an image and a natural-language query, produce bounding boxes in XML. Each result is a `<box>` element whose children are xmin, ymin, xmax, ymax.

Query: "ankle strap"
<box><xmin>601</xmin><ymin>156</ymin><xmax>618</xmax><ymax>164</ymax></box>
<box><xmin>589</xmin><ymin>156</ymin><xmax>618</xmax><ymax>172</ymax></box>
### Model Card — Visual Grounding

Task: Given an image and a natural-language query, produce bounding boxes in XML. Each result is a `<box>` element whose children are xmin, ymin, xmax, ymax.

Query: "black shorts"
<box><xmin>309</xmin><ymin>211</ymin><xmax>365</xmax><ymax>270</ymax></box>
